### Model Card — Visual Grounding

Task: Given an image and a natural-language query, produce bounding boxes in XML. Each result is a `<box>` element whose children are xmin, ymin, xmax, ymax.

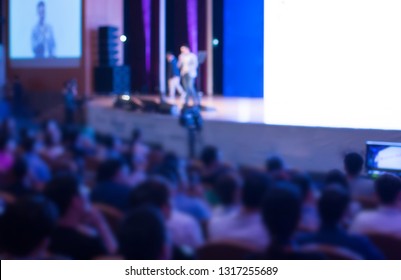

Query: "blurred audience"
<box><xmin>44</xmin><ymin>174</ymin><xmax>117</xmax><ymax>259</ymax></box>
<box><xmin>1</xmin><ymin>115</ymin><xmax>401</xmax><ymax>260</ymax></box>
<box><xmin>350</xmin><ymin>174</ymin><xmax>401</xmax><ymax>237</ymax></box>
<box><xmin>209</xmin><ymin>171</ymin><xmax>271</xmax><ymax>249</ymax></box>
<box><xmin>118</xmin><ymin>206</ymin><xmax>171</xmax><ymax>260</ymax></box>
<box><xmin>297</xmin><ymin>186</ymin><xmax>384</xmax><ymax>259</ymax></box>
<box><xmin>0</xmin><ymin>196</ymin><xmax>58</xmax><ymax>260</ymax></box>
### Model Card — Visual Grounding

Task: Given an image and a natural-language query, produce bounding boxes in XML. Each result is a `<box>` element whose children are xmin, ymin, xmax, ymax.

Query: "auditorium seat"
<box><xmin>197</xmin><ymin>241</ymin><xmax>259</xmax><ymax>260</ymax></box>
<box><xmin>0</xmin><ymin>191</ymin><xmax>16</xmax><ymax>205</ymax></box>
<box><xmin>367</xmin><ymin>234</ymin><xmax>401</xmax><ymax>260</ymax></box>
<box><xmin>297</xmin><ymin>244</ymin><xmax>363</xmax><ymax>260</ymax></box>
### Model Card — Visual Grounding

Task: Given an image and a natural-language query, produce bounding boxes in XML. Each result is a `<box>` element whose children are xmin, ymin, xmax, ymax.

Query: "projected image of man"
<box><xmin>32</xmin><ymin>1</ymin><xmax>55</xmax><ymax>58</ymax></box>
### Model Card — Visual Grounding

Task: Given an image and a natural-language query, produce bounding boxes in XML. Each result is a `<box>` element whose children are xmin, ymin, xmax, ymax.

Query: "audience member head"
<box><xmin>318</xmin><ymin>186</ymin><xmax>351</xmax><ymax>227</ymax></box>
<box><xmin>215</xmin><ymin>171</ymin><xmax>243</xmax><ymax>207</ymax></box>
<box><xmin>266</xmin><ymin>156</ymin><xmax>284</xmax><ymax>172</ymax></box>
<box><xmin>44</xmin><ymin>174</ymin><xmax>87</xmax><ymax>220</ymax></box>
<box><xmin>96</xmin><ymin>158</ymin><xmax>128</xmax><ymax>184</ymax></box>
<box><xmin>156</xmin><ymin>152</ymin><xmax>181</xmax><ymax>186</ymax></box>
<box><xmin>200</xmin><ymin>145</ymin><xmax>220</xmax><ymax>168</ymax></box>
<box><xmin>375</xmin><ymin>174</ymin><xmax>401</xmax><ymax>207</ymax></box>
<box><xmin>242</xmin><ymin>171</ymin><xmax>272</xmax><ymax>211</ymax></box>
<box><xmin>118</xmin><ymin>206</ymin><xmax>170</xmax><ymax>260</ymax></box>
<box><xmin>262</xmin><ymin>184</ymin><xmax>302</xmax><ymax>245</ymax></box>
<box><xmin>0</xmin><ymin>195</ymin><xmax>58</xmax><ymax>259</ymax></box>
<box><xmin>129</xmin><ymin>177</ymin><xmax>171</xmax><ymax>218</ymax></box>
<box><xmin>291</xmin><ymin>173</ymin><xmax>314</xmax><ymax>203</ymax></box>
<box><xmin>344</xmin><ymin>152</ymin><xmax>364</xmax><ymax>177</ymax></box>
<box><xmin>324</xmin><ymin>169</ymin><xmax>349</xmax><ymax>189</ymax></box>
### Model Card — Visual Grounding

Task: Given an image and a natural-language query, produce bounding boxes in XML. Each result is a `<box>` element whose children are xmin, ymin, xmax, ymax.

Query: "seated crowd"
<box><xmin>0</xmin><ymin>117</ymin><xmax>401</xmax><ymax>260</ymax></box>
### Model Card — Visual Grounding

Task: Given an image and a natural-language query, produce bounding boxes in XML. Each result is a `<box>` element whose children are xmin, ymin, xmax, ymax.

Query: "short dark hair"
<box><xmin>324</xmin><ymin>169</ymin><xmax>349</xmax><ymax>189</ymax></box>
<box><xmin>242</xmin><ymin>171</ymin><xmax>272</xmax><ymax>209</ymax></box>
<box><xmin>200</xmin><ymin>146</ymin><xmax>219</xmax><ymax>167</ymax></box>
<box><xmin>129</xmin><ymin>177</ymin><xmax>170</xmax><ymax>210</ymax></box>
<box><xmin>44</xmin><ymin>174</ymin><xmax>80</xmax><ymax>216</ymax></box>
<box><xmin>266</xmin><ymin>156</ymin><xmax>284</xmax><ymax>172</ymax></box>
<box><xmin>0</xmin><ymin>195</ymin><xmax>58</xmax><ymax>257</ymax></box>
<box><xmin>118</xmin><ymin>206</ymin><xmax>166</xmax><ymax>260</ymax></box>
<box><xmin>37</xmin><ymin>1</ymin><xmax>45</xmax><ymax>8</ymax></box>
<box><xmin>96</xmin><ymin>159</ymin><xmax>124</xmax><ymax>183</ymax></box>
<box><xmin>375</xmin><ymin>174</ymin><xmax>401</xmax><ymax>205</ymax></box>
<box><xmin>318</xmin><ymin>187</ymin><xmax>350</xmax><ymax>226</ymax></box>
<box><xmin>215</xmin><ymin>172</ymin><xmax>242</xmax><ymax>206</ymax></box>
<box><xmin>344</xmin><ymin>153</ymin><xmax>364</xmax><ymax>176</ymax></box>
<box><xmin>262</xmin><ymin>184</ymin><xmax>302</xmax><ymax>243</ymax></box>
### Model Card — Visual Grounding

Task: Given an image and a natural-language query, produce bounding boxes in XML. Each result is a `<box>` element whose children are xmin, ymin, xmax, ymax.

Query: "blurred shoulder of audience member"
<box><xmin>291</xmin><ymin>173</ymin><xmax>319</xmax><ymax>232</ymax></box>
<box><xmin>350</xmin><ymin>174</ymin><xmax>401</xmax><ymax>238</ymax></box>
<box><xmin>0</xmin><ymin>195</ymin><xmax>59</xmax><ymax>260</ymax></box>
<box><xmin>44</xmin><ymin>173</ymin><xmax>117</xmax><ymax>259</ymax></box>
<box><xmin>118</xmin><ymin>206</ymin><xmax>171</xmax><ymax>260</ymax></box>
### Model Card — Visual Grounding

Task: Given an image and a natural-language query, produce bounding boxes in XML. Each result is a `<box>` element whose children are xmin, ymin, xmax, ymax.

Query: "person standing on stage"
<box><xmin>166</xmin><ymin>52</ymin><xmax>186</xmax><ymax>101</ymax></box>
<box><xmin>178</xmin><ymin>45</ymin><xmax>199</xmax><ymax>107</ymax></box>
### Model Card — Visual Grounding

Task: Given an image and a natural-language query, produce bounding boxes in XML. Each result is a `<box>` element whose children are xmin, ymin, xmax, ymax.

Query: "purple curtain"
<box><xmin>187</xmin><ymin>0</ymin><xmax>198</xmax><ymax>54</ymax></box>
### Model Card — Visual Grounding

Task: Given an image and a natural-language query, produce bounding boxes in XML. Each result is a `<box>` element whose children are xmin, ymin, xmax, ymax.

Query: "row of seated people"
<box><xmin>0</xmin><ymin>118</ymin><xmax>401</xmax><ymax>260</ymax></box>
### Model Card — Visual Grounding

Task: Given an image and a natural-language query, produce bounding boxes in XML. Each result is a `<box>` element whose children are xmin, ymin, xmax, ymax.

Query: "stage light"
<box><xmin>120</xmin><ymin>35</ymin><xmax>127</xmax><ymax>42</ymax></box>
<box><xmin>121</xmin><ymin>94</ymin><xmax>130</xmax><ymax>101</ymax></box>
<box><xmin>212</xmin><ymin>38</ymin><xmax>219</xmax><ymax>46</ymax></box>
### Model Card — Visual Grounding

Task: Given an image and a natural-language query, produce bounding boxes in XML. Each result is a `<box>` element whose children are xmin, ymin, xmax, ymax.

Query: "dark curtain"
<box><xmin>125</xmin><ymin>0</ymin><xmax>160</xmax><ymax>93</ymax></box>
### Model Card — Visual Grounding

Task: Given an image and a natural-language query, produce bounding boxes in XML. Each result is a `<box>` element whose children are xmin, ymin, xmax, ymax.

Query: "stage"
<box><xmin>87</xmin><ymin>96</ymin><xmax>401</xmax><ymax>172</ymax></box>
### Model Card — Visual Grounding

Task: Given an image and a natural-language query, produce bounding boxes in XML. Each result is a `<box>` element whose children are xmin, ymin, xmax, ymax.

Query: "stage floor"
<box><xmin>90</xmin><ymin>95</ymin><xmax>268</xmax><ymax>124</ymax></box>
<box><xmin>87</xmin><ymin>96</ymin><xmax>401</xmax><ymax>172</ymax></box>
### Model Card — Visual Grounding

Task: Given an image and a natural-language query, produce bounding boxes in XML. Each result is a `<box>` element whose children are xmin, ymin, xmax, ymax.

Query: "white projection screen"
<box><xmin>264</xmin><ymin>0</ymin><xmax>401</xmax><ymax>130</ymax></box>
<box><xmin>9</xmin><ymin>0</ymin><xmax>82</xmax><ymax>68</ymax></box>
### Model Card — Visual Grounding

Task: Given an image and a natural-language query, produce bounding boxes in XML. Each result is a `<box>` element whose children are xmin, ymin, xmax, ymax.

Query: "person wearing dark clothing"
<box><xmin>251</xmin><ymin>183</ymin><xmax>326</xmax><ymax>260</ymax></box>
<box><xmin>44</xmin><ymin>174</ymin><xmax>117</xmax><ymax>259</ymax></box>
<box><xmin>91</xmin><ymin>159</ymin><xmax>131</xmax><ymax>212</ymax></box>
<box><xmin>165</xmin><ymin>52</ymin><xmax>185</xmax><ymax>101</ymax></box>
<box><xmin>297</xmin><ymin>187</ymin><xmax>384</xmax><ymax>260</ymax></box>
<box><xmin>50</xmin><ymin>226</ymin><xmax>107</xmax><ymax>260</ymax></box>
<box><xmin>12</xmin><ymin>76</ymin><xmax>24</xmax><ymax>118</ymax></box>
<box><xmin>63</xmin><ymin>80</ymin><xmax>78</xmax><ymax>125</ymax></box>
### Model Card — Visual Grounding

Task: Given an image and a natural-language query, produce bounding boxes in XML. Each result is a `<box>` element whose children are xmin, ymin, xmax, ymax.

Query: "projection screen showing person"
<box><xmin>9</xmin><ymin>0</ymin><xmax>82</xmax><ymax>67</ymax></box>
<box><xmin>264</xmin><ymin>0</ymin><xmax>401</xmax><ymax>130</ymax></box>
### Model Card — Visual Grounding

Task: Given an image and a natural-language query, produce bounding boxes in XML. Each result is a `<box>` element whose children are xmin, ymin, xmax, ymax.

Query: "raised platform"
<box><xmin>87</xmin><ymin>96</ymin><xmax>401</xmax><ymax>172</ymax></box>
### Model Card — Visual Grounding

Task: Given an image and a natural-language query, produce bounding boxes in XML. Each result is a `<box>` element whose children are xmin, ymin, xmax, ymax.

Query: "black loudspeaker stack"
<box><xmin>94</xmin><ymin>26</ymin><xmax>131</xmax><ymax>93</ymax></box>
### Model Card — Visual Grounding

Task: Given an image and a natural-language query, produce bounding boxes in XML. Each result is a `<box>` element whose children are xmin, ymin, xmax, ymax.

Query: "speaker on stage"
<box><xmin>94</xmin><ymin>26</ymin><xmax>131</xmax><ymax>94</ymax></box>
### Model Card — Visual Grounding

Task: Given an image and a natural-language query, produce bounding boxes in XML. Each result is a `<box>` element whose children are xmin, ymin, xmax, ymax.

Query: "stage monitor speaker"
<box><xmin>94</xmin><ymin>66</ymin><xmax>131</xmax><ymax>93</ymax></box>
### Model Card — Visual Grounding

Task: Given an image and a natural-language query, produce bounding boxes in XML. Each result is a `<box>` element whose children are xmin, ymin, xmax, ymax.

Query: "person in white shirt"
<box><xmin>349</xmin><ymin>174</ymin><xmax>401</xmax><ymax>238</ymax></box>
<box><xmin>209</xmin><ymin>172</ymin><xmax>271</xmax><ymax>250</ymax></box>
<box><xmin>178</xmin><ymin>45</ymin><xmax>199</xmax><ymax>107</ymax></box>
<box><xmin>130</xmin><ymin>177</ymin><xmax>204</xmax><ymax>251</ymax></box>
